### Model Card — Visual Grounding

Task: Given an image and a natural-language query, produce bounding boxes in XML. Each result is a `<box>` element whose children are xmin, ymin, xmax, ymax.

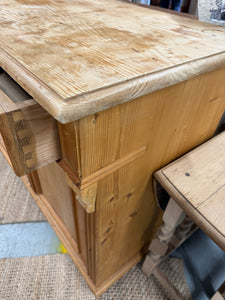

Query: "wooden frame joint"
<box><xmin>58</xmin><ymin>145</ymin><xmax>146</xmax><ymax>213</ymax></box>
<box><xmin>67</xmin><ymin>173</ymin><xmax>97</xmax><ymax>214</ymax></box>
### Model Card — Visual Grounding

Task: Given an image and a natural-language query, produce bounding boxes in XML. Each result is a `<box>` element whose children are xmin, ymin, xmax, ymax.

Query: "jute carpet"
<box><xmin>0</xmin><ymin>152</ymin><xmax>191</xmax><ymax>299</ymax></box>
<box><xmin>0</xmin><ymin>255</ymin><xmax>190</xmax><ymax>300</ymax></box>
<box><xmin>0</xmin><ymin>152</ymin><xmax>46</xmax><ymax>224</ymax></box>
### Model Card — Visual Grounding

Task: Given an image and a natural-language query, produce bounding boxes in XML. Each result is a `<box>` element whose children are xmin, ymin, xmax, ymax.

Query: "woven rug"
<box><xmin>0</xmin><ymin>152</ymin><xmax>46</xmax><ymax>224</ymax></box>
<box><xmin>0</xmin><ymin>254</ymin><xmax>190</xmax><ymax>300</ymax></box>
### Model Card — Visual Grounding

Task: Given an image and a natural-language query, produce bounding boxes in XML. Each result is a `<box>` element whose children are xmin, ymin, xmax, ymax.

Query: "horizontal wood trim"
<box><xmin>58</xmin><ymin>145</ymin><xmax>146</xmax><ymax>214</ymax></box>
<box><xmin>0</xmin><ymin>48</ymin><xmax>65</xmax><ymax>119</ymax></box>
<box><xmin>63</xmin><ymin>54</ymin><xmax>225</xmax><ymax>123</ymax></box>
<box><xmin>81</xmin><ymin>145</ymin><xmax>146</xmax><ymax>189</ymax></box>
<box><xmin>58</xmin><ymin>145</ymin><xmax>146</xmax><ymax>213</ymax></box>
<box><xmin>59</xmin><ymin>145</ymin><xmax>146</xmax><ymax>190</ymax></box>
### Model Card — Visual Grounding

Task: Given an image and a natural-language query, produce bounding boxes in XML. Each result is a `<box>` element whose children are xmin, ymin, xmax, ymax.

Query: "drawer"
<box><xmin>0</xmin><ymin>68</ymin><xmax>61</xmax><ymax>176</ymax></box>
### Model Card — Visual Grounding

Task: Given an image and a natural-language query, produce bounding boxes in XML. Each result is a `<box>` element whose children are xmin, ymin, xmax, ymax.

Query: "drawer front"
<box><xmin>0</xmin><ymin>68</ymin><xmax>61</xmax><ymax>176</ymax></box>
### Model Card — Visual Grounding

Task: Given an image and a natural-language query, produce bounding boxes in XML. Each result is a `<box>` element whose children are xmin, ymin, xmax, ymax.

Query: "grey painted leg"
<box><xmin>142</xmin><ymin>197</ymin><xmax>185</xmax><ymax>277</ymax></box>
<box><xmin>142</xmin><ymin>197</ymin><xmax>186</xmax><ymax>300</ymax></box>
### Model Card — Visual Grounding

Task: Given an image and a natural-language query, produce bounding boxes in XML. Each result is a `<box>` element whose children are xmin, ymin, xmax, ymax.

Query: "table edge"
<box><xmin>1</xmin><ymin>46</ymin><xmax>225</xmax><ymax>124</ymax></box>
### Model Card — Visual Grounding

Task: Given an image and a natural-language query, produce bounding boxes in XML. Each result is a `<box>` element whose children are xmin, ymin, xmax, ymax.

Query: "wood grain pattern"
<box><xmin>58</xmin><ymin>145</ymin><xmax>146</xmax><ymax>213</ymax></box>
<box><xmin>2</xmin><ymin>66</ymin><xmax>225</xmax><ymax>294</ymax></box>
<box><xmin>162</xmin><ymin>132</ymin><xmax>225</xmax><ymax>208</ymax></box>
<box><xmin>0</xmin><ymin>97</ymin><xmax>61</xmax><ymax>176</ymax></box>
<box><xmin>1</xmin><ymin>4</ymin><xmax>224</xmax><ymax>291</ymax></box>
<box><xmin>36</xmin><ymin>163</ymin><xmax>79</xmax><ymax>247</ymax></box>
<box><xmin>57</xmin><ymin>68</ymin><xmax>225</xmax><ymax>289</ymax></box>
<box><xmin>66</xmin><ymin>67</ymin><xmax>225</xmax><ymax>179</ymax></box>
<box><xmin>0</xmin><ymin>71</ymin><xmax>61</xmax><ymax>176</ymax></box>
<box><xmin>15</xmin><ymin>157</ymin><xmax>143</xmax><ymax>296</ymax></box>
<box><xmin>0</xmin><ymin>0</ymin><xmax>225</xmax><ymax>122</ymax></box>
<box><xmin>155</xmin><ymin>131</ymin><xmax>225</xmax><ymax>250</ymax></box>
<box><xmin>198</xmin><ymin>185</ymin><xmax>225</xmax><ymax>240</ymax></box>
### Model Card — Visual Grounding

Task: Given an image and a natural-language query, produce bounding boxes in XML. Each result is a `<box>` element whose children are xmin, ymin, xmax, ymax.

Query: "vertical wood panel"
<box><xmin>37</xmin><ymin>163</ymin><xmax>79</xmax><ymax>247</ymax></box>
<box><xmin>57</xmin><ymin>68</ymin><xmax>225</xmax><ymax>289</ymax></box>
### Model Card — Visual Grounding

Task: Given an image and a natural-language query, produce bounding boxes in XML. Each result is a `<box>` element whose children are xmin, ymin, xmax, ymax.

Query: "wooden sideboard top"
<box><xmin>0</xmin><ymin>0</ymin><xmax>225</xmax><ymax>123</ymax></box>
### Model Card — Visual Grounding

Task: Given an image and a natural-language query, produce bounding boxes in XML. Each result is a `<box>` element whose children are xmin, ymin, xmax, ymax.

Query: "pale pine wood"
<box><xmin>58</xmin><ymin>145</ymin><xmax>146</xmax><ymax>213</ymax></box>
<box><xmin>1</xmin><ymin>67</ymin><xmax>225</xmax><ymax>294</ymax></box>
<box><xmin>155</xmin><ymin>131</ymin><xmax>225</xmax><ymax>251</ymax></box>
<box><xmin>0</xmin><ymin>0</ymin><xmax>225</xmax><ymax>122</ymax></box>
<box><xmin>36</xmin><ymin>163</ymin><xmax>79</xmax><ymax>247</ymax></box>
<box><xmin>0</xmin><ymin>70</ymin><xmax>61</xmax><ymax>176</ymax></box>
<box><xmin>19</xmin><ymin>164</ymin><xmax>142</xmax><ymax>296</ymax></box>
<box><xmin>0</xmin><ymin>2</ymin><xmax>224</xmax><ymax>293</ymax></box>
<box><xmin>56</xmin><ymin>68</ymin><xmax>225</xmax><ymax>288</ymax></box>
<box><xmin>64</xmin><ymin>67</ymin><xmax>225</xmax><ymax>178</ymax></box>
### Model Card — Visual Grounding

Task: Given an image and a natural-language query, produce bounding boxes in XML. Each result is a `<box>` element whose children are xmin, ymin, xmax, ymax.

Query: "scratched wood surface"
<box><xmin>0</xmin><ymin>0</ymin><xmax>225</xmax><ymax>122</ymax></box>
<box><xmin>155</xmin><ymin>131</ymin><xmax>225</xmax><ymax>250</ymax></box>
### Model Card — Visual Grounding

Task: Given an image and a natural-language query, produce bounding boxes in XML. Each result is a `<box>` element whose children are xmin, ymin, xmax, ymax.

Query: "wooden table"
<box><xmin>0</xmin><ymin>0</ymin><xmax>225</xmax><ymax>296</ymax></box>
<box><xmin>155</xmin><ymin>131</ymin><xmax>225</xmax><ymax>252</ymax></box>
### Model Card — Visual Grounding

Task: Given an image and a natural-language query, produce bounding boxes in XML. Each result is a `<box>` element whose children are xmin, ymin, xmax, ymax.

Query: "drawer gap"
<box><xmin>0</xmin><ymin>67</ymin><xmax>31</xmax><ymax>103</ymax></box>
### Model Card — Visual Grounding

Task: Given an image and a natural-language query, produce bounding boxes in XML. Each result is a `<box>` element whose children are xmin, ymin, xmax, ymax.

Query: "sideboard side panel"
<box><xmin>57</xmin><ymin>68</ymin><xmax>225</xmax><ymax>289</ymax></box>
<box><xmin>81</xmin><ymin>68</ymin><xmax>225</xmax><ymax>285</ymax></box>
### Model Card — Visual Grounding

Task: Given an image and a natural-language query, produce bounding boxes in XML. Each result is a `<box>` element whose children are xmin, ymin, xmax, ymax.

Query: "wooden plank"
<box><xmin>22</xmin><ymin>164</ymin><xmax>143</xmax><ymax>296</ymax></box>
<box><xmin>75</xmin><ymin>67</ymin><xmax>225</xmax><ymax>178</ymax></box>
<box><xmin>198</xmin><ymin>185</ymin><xmax>225</xmax><ymax>240</ymax></box>
<box><xmin>36</xmin><ymin>163</ymin><xmax>79</xmax><ymax>250</ymax></box>
<box><xmin>162</xmin><ymin>131</ymin><xmax>225</xmax><ymax>208</ymax></box>
<box><xmin>155</xmin><ymin>131</ymin><xmax>225</xmax><ymax>250</ymax></box>
<box><xmin>0</xmin><ymin>0</ymin><xmax>225</xmax><ymax>123</ymax></box>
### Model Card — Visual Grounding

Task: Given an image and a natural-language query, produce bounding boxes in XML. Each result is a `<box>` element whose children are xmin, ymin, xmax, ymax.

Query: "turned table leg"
<box><xmin>142</xmin><ymin>197</ymin><xmax>185</xmax><ymax>276</ymax></box>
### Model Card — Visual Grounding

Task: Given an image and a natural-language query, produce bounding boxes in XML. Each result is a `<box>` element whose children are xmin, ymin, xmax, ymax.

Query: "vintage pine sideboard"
<box><xmin>1</xmin><ymin>0</ymin><xmax>225</xmax><ymax>295</ymax></box>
